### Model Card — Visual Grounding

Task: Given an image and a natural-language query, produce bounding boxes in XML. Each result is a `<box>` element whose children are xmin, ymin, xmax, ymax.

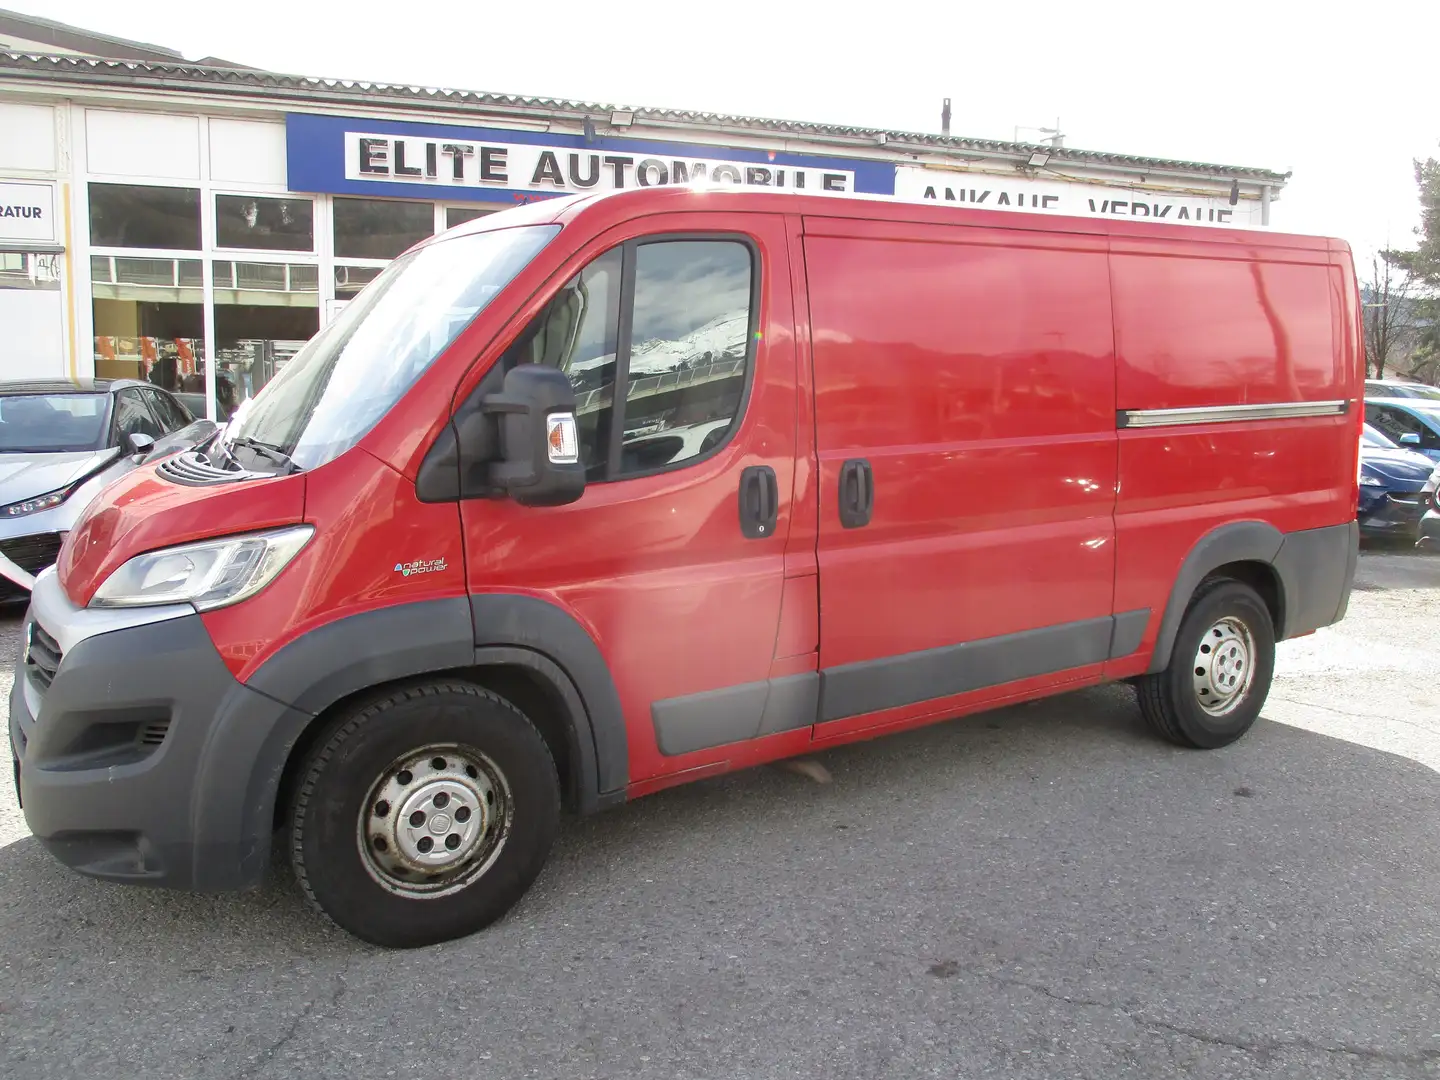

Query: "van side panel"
<box><xmin>804</xmin><ymin>217</ymin><xmax>1118</xmax><ymax>719</ymax></box>
<box><xmin>1107</xmin><ymin>240</ymin><xmax>1358</xmax><ymax>671</ymax></box>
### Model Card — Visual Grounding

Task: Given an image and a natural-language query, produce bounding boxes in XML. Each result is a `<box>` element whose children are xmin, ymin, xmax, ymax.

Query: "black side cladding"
<box><xmin>1147</xmin><ymin>520</ymin><xmax>1358</xmax><ymax>674</ymax></box>
<box><xmin>469</xmin><ymin>593</ymin><xmax>629</xmax><ymax>801</ymax></box>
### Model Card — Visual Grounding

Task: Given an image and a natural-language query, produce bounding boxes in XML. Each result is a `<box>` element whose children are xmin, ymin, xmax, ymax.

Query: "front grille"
<box><xmin>0</xmin><ymin>533</ymin><xmax>64</xmax><ymax>576</ymax></box>
<box><xmin>26</xmin><ymin>622</ymin><xmax>61</xmax><ymax>691</ymax></box>
<box><xmin>1388</xmin><ymin>492</ymin><xmax>1422</xmax><ymax>506</ymax></box>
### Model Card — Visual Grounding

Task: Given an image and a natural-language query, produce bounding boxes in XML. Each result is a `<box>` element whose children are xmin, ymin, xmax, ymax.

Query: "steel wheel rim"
<box><xmin>357</xmin><ymin>743</ymin><xmax>512</xmax><ymax>899</ymax></box>
<box><xmin>1192</xmin><ymin>616</ymin><xmax>1256</xmax><ymax>718</ymax></box>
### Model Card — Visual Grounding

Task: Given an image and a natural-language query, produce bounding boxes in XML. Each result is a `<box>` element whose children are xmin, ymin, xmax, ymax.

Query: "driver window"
<box><xmin>113</xmin><ymin>389</ymin><xmax>162</xmax><ymax>443</ymax></box>
<box><xmin>500</xmin><ymin>248</ymin><xmax>622</xmax><ymax>479</ymax></box>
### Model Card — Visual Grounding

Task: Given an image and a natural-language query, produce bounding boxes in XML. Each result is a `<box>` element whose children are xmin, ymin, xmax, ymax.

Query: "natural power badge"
<box><xmin>394</xmin><ymin>558</ymin><xmax>448</xmax><ymax>578</ymax></box>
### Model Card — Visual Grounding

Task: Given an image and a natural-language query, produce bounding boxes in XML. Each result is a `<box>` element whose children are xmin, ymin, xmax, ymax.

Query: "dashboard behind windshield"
<box><xmin>226</xmin><ymin>224</ymin><xmax>560</xmax><ymax>471</ymax></box>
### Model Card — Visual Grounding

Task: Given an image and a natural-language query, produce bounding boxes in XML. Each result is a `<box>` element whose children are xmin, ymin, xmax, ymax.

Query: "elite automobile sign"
<box><xmin>346</xmin><ymin>132</ymin><xmax>856</xmax><ymax>196</ymax></box>
<box><xmin>286</xmin><ymin>113</ymin><xmax>889</xmax><ymax>206</ymax></box>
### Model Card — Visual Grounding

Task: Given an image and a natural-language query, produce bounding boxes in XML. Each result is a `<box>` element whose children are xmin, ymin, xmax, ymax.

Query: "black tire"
<box><xmin>289</xmin><ymin>681</ymin><xmax>560</xmax><ymax>949</ymax></box>
<box><xmin>1135</xmin><ymin>579</ymin><xmax>1276</xmax><ymax>749</ymax></box>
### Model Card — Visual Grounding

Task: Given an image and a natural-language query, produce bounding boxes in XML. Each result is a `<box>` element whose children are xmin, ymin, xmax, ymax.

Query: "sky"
<box><xmin>18</xmin><ymin>0</ymin><xmax>1440</xmax><ymax>274</ymax></box>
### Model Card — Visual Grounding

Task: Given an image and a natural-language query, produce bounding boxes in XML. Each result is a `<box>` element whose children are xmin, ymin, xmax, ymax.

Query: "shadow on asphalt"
<box><xmin>2</xmin><ymin>683</ymin><xmax>1436</xmax><ymax>981</ymax></box>
<box><xmin>3</xmin><ymin>682</ymin><xmax>1439</xmax><ymax>1076</ymax></box>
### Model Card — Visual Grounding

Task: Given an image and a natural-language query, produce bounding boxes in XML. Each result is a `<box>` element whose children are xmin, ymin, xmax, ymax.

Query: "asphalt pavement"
<box><xmin>2</xmin><ymin>552</ymin><xmax>1439</xmax><ymax>1079</ymax></box>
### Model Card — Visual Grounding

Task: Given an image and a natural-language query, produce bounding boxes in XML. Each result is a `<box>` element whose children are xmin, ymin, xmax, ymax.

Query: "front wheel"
<box><xmin>1135</xmin><ymin>579</ymin><xmax>1276</xmax><ymax>749</ymax></box>
<box><xmin>289</xmin><ymin>682</ymin><xmax>560</xmax><ymax>948</ymax></box>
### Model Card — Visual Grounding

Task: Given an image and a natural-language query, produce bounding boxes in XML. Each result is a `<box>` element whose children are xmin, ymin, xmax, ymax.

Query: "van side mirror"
<box><xmin>127</xmin><ymin>432</ymin><xmax>156</xmax><ymax>459</ymax></box>
<box><xmin>1400</xmin><ymin>432</ymin><xmax>1422</xmax><ymax>446</ymax></box>
<box><xmin>481</xmin><ymin>364</ymin><xmax>586</xmax><ymax>507</ymax></box>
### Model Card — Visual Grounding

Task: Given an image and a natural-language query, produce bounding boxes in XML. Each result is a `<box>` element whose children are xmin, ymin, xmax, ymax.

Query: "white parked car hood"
<box><xmin>0</xmin><ymin>448</ymin><xmax>119</xmax><ymax>507</ymax></box>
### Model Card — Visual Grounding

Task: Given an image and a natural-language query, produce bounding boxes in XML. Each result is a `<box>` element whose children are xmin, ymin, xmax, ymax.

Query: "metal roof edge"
<box><xmin>0</xmin><ymin>52</ymin><xmax>1292</xmax><ymax>184</ymax></box>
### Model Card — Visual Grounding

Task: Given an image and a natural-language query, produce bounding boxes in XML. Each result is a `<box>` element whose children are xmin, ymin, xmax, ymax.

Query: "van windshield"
<box><xmin>222</xmin><ymin>224</ymin><xmax>559</xmax><ymax>471</ymax></box>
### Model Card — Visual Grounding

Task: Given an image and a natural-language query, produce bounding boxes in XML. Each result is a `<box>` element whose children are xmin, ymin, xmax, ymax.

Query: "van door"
<box><xmin>461</xmin><ymin>213</ymin><xmax>801</xmax><ymax>783</ymax></box>
<box><xmin>803</xmin><ymin>215</ymin><xmax>1120</xmax><ymax>738</ymax></box>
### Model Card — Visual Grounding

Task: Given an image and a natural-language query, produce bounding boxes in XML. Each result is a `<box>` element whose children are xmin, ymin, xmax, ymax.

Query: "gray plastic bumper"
<box><xmin>9</xmin><ymin>572</ymin><xmax>309</xmax><ymax>890</ymax></box>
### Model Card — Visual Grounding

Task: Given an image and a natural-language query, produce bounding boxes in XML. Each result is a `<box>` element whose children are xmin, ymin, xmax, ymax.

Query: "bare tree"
<box><xmin>1364</xmin><ymin>255</ymin><xmax>1418</xmax><ymax>378</ymax></box>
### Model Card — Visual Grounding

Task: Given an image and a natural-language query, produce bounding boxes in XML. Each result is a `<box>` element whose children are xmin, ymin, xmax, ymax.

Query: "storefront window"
<box><xmin>89</xmin><ymin>183</ymin><xmax>201</xmax><ymax>250</ymax></box>
<box><xmin>211</xmin><ymin>260</ymin><xmax>320</xmax><ymax>416</ymax></box>
<box><xmin>445</xmin><ymin>206</ymin><xmax>496</xmax><ymax>229</ymax></box>
<box><xmin>92</xmin><ymin>255</ymin><xmax>203</xmax><ymax>391</ymax></box>
<box><xmin>215</xmin><ymin>194</ymin><xmax>314</xmax><ymax>252</ymax></box>
<box><xmin>2</xmin><ymin>252</ymin><xmax>64</xmax><ymax>379</ymax></box>
<box><xmin>334</xmin><ymin>264</ymin><xmax>384</xmax><ymax>300</ymax></box>
<box><xmin>0</xmin><ymin>252</ymin><xmax>60</xmax><ymax>291</ymax></box>
<box><xmin>332</xmin><ymin>197</ymin><xmax>433</xmax><ymax>259</ymax></box>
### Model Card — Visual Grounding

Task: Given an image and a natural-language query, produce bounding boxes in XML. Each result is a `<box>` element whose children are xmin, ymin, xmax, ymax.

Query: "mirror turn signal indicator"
<box><xmin>546</xmin><ymin>413</ymin><xmax>580</xmax><ymax>465</ymax></box>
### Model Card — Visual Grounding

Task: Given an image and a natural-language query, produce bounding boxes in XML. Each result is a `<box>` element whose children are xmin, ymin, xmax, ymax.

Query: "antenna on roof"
<box><xmin>941</xmin><ymin>98</ymin><xmax>951</xmax><ymax>137</ymax></box>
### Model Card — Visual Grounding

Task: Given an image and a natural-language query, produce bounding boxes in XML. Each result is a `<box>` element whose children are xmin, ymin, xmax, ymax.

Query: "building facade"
<box><xmin>0</xmin><ymin>45</ymin><xmax>1290</xmax><ymax>422</ymax></box>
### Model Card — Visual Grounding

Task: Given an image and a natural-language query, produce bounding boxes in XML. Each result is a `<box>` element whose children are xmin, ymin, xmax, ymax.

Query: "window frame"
<box><xmin>110</xmin><ymin>387</ymin><xmax>165</xmax><ymax>443</ymax></box>
<box><xmin>87</xmin><ymin>182</ymin><xmax>204</xmax><ymax>251</ymax></box>
<box><xmin>212</xmin><ymin>192</ymin><xmax>317</xmax><ymax>254</ymax></box>
<box><xmin>331</xmin><ymin>194</ymin><xmax>438</xmax><ymax>261</ymax></box>
<box><xmin>519</xmin><ymin>231</ymin><xmax>762</xmax><ymax>486</ymax></box>
<box><xmin>141</xmin><ymin>387</ymin><xmax>192</xmax><ymax>433</ymax></box>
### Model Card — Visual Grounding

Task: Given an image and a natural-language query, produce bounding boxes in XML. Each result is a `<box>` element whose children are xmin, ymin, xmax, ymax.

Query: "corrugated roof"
<box><xmin>0</xmin><ymin>9</ymin><xmax>181</xmax><ymax>61</ymax></box>
<box><xmin>0</xmin><ymin>52</ymin><xmax>1290</xmax><ymax>183</ymax></box>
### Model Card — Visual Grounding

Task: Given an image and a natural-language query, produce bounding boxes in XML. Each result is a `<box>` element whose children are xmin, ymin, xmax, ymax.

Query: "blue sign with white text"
<box><xmin>285</xmin><ymin>112</ymin><xmax>895</xmax><ymax>205</ymax></box>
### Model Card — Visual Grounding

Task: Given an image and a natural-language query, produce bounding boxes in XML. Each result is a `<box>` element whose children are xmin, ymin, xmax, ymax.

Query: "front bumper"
<box><xmin>10</xmin><ymin>570</ymin><xmax>309</xmax><ymax>890</ymax></box>
<box><xmin>0</xmin><ymin>491</ymin><xmax>100</xmax><ymax>596</ymax></box>
<box><xmin>1358</xmin><ymin>491</ymin><xmax>1428</xmax><ymax>537</ymax></box>
<box><xmin>1419</xmin><ymin>510</ymin><xmax>1440</xmax><ymax>550</ymax></box>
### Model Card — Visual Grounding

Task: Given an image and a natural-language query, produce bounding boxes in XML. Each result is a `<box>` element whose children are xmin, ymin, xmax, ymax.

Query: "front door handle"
<box><xmin>739</xmin><ymin>465</ymin><xmax>779</xmax><ymax>539</ymax></box>
<box><xmin>838</xmin><ymin>459</ymin><xmax>873</xmax><ymax>528</ymax></box>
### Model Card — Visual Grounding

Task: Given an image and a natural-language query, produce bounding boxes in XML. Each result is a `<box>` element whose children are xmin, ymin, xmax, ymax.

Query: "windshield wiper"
<box><xmin>228</xmin><ymin>435</ymin><xmax>301</xmax><ymax>474</ymax></box>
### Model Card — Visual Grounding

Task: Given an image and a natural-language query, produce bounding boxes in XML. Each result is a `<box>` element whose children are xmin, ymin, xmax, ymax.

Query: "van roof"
<box><xmin>450</xmin><ymin>185</ymin><xmax>1345</xmax><ymax>255</ymax></box>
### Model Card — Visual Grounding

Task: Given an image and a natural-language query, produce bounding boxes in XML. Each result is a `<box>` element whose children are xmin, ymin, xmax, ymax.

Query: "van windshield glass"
<box><xmin>223</xmin><ymin>224</ymin><xmax>559</xmax><ymax>471</ymax></box>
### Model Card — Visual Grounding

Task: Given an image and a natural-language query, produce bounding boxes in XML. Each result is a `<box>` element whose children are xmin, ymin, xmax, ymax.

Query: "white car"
<box><xmin>0</xmin><ymin>378</ymin><xmax>217</xmax><ymax>600</ymax></box>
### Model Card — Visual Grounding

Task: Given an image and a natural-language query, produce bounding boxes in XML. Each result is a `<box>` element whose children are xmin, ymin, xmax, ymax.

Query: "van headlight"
<box><xmin>90</xmin><ymin>525</ymin><xmax>313</xmax><ymax>611</ymax></box>
<box><xmin>1359</xmin><ymin>475</ymin><xmax>1386</xmax><ymax>487</ymax></box>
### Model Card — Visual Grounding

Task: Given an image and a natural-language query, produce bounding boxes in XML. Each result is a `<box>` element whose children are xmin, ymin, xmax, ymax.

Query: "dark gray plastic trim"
<box><xmin>245</xmin><ymin>597</ymin><xmax>477</xmax><ymax>716</ymax></box>
<box><xmin>470</xmin><ymin>593</ymin><xmax>629</xmax><ymax>800</ymax></box>
<box><xmin>1109</xmin><ymin>608</ymin><xmax>1151</xmax><ymax>659</ymax></box>
<box><xmin>652</xmin><ymin>671</ymin><xmax>819</xmax><ymax>756</ymax></box>
<box><xmin>819</xmin><ymin>614</ymin><xmax>1117</xmax><ymax>723</ymax></box>
<box><xmin>1272</xmin><ymin>521</ymin><xmax>1358</xmax><ymax>639</ymax></box>
<box><xmin>1146</xmin><ymin>521</ymin><xmax>1284</xmax><ymax>673</ymax></box>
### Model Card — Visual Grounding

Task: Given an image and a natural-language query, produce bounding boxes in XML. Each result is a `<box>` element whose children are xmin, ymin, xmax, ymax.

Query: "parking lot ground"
<box><xmin>1</xmin><ymin>551</ymin><xmax>1439</xmax><ymax>1079</ymax></box>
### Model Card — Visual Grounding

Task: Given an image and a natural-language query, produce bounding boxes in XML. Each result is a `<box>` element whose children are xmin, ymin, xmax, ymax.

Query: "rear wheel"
<box><xmin>289</xmin><ymin>681</ymin><xmax>560</xmax><ymax>948</ymax></box>
<box><xmin>1136</xmin><ymin>580</ymin><xmax>1276</xmax><ymax>749</ymax></box>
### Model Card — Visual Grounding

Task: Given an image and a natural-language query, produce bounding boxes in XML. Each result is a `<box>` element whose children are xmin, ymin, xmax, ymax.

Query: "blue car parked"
<box><xmin>1358</xmin><ymin>423</ymin><xmax>1436</xmax><ymax>540</ymax></box>
<box><xmin>1365</xmin><ymin>397</ymin><xmax>1440</xmax><ymax>462</ymax></box>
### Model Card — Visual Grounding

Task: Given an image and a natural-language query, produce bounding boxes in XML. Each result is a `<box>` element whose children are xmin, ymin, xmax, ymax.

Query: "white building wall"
<box><xmin>0</xmin><ymin>100</ymin><xmax>69</xmax><ymax>381</ymax></box>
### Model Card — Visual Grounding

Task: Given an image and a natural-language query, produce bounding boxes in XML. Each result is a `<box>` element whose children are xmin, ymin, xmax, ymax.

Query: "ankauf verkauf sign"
<box><xmin>893</xmin><ymin>166</ymin><xmax>1266</xmax><ymax>228</ymax></box>
<box><xmin>286</xmin><ymin>114</ymin><xmax>892</xmax><ymax>205</ymax></box>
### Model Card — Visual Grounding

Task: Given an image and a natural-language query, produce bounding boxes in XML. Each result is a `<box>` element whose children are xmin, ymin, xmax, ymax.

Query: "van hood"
<box><xmin>0</xmin><ymin>449</ymin><xmax>119</xmax><ymax>507</ymax></box>
<box><xmin>58</xmin><ymin>464</ymin><xmax>306</xmax><ymax>607</ymax></box>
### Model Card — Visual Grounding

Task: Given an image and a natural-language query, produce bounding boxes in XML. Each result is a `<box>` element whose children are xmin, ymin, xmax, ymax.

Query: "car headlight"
<box><xmin>90</xmin><ymin>525</ymin><xmax>313</xmax><ymax>611</ymax></box>
<box><xmin>1</xmin><ymin>485</ymin><xmax>75</xmax><ymax>517</ymax></box>
<box><xmin>1359</xmin><ymin>475</ymin><xmax>1386</xmax><ymax>487</ymax></box>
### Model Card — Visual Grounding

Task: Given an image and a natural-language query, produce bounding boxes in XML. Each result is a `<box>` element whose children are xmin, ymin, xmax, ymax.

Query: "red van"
<box><xmin>10</xmin><ymin>187</ymin><xmax>1362</xmax><ymax>947</ymax></box>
